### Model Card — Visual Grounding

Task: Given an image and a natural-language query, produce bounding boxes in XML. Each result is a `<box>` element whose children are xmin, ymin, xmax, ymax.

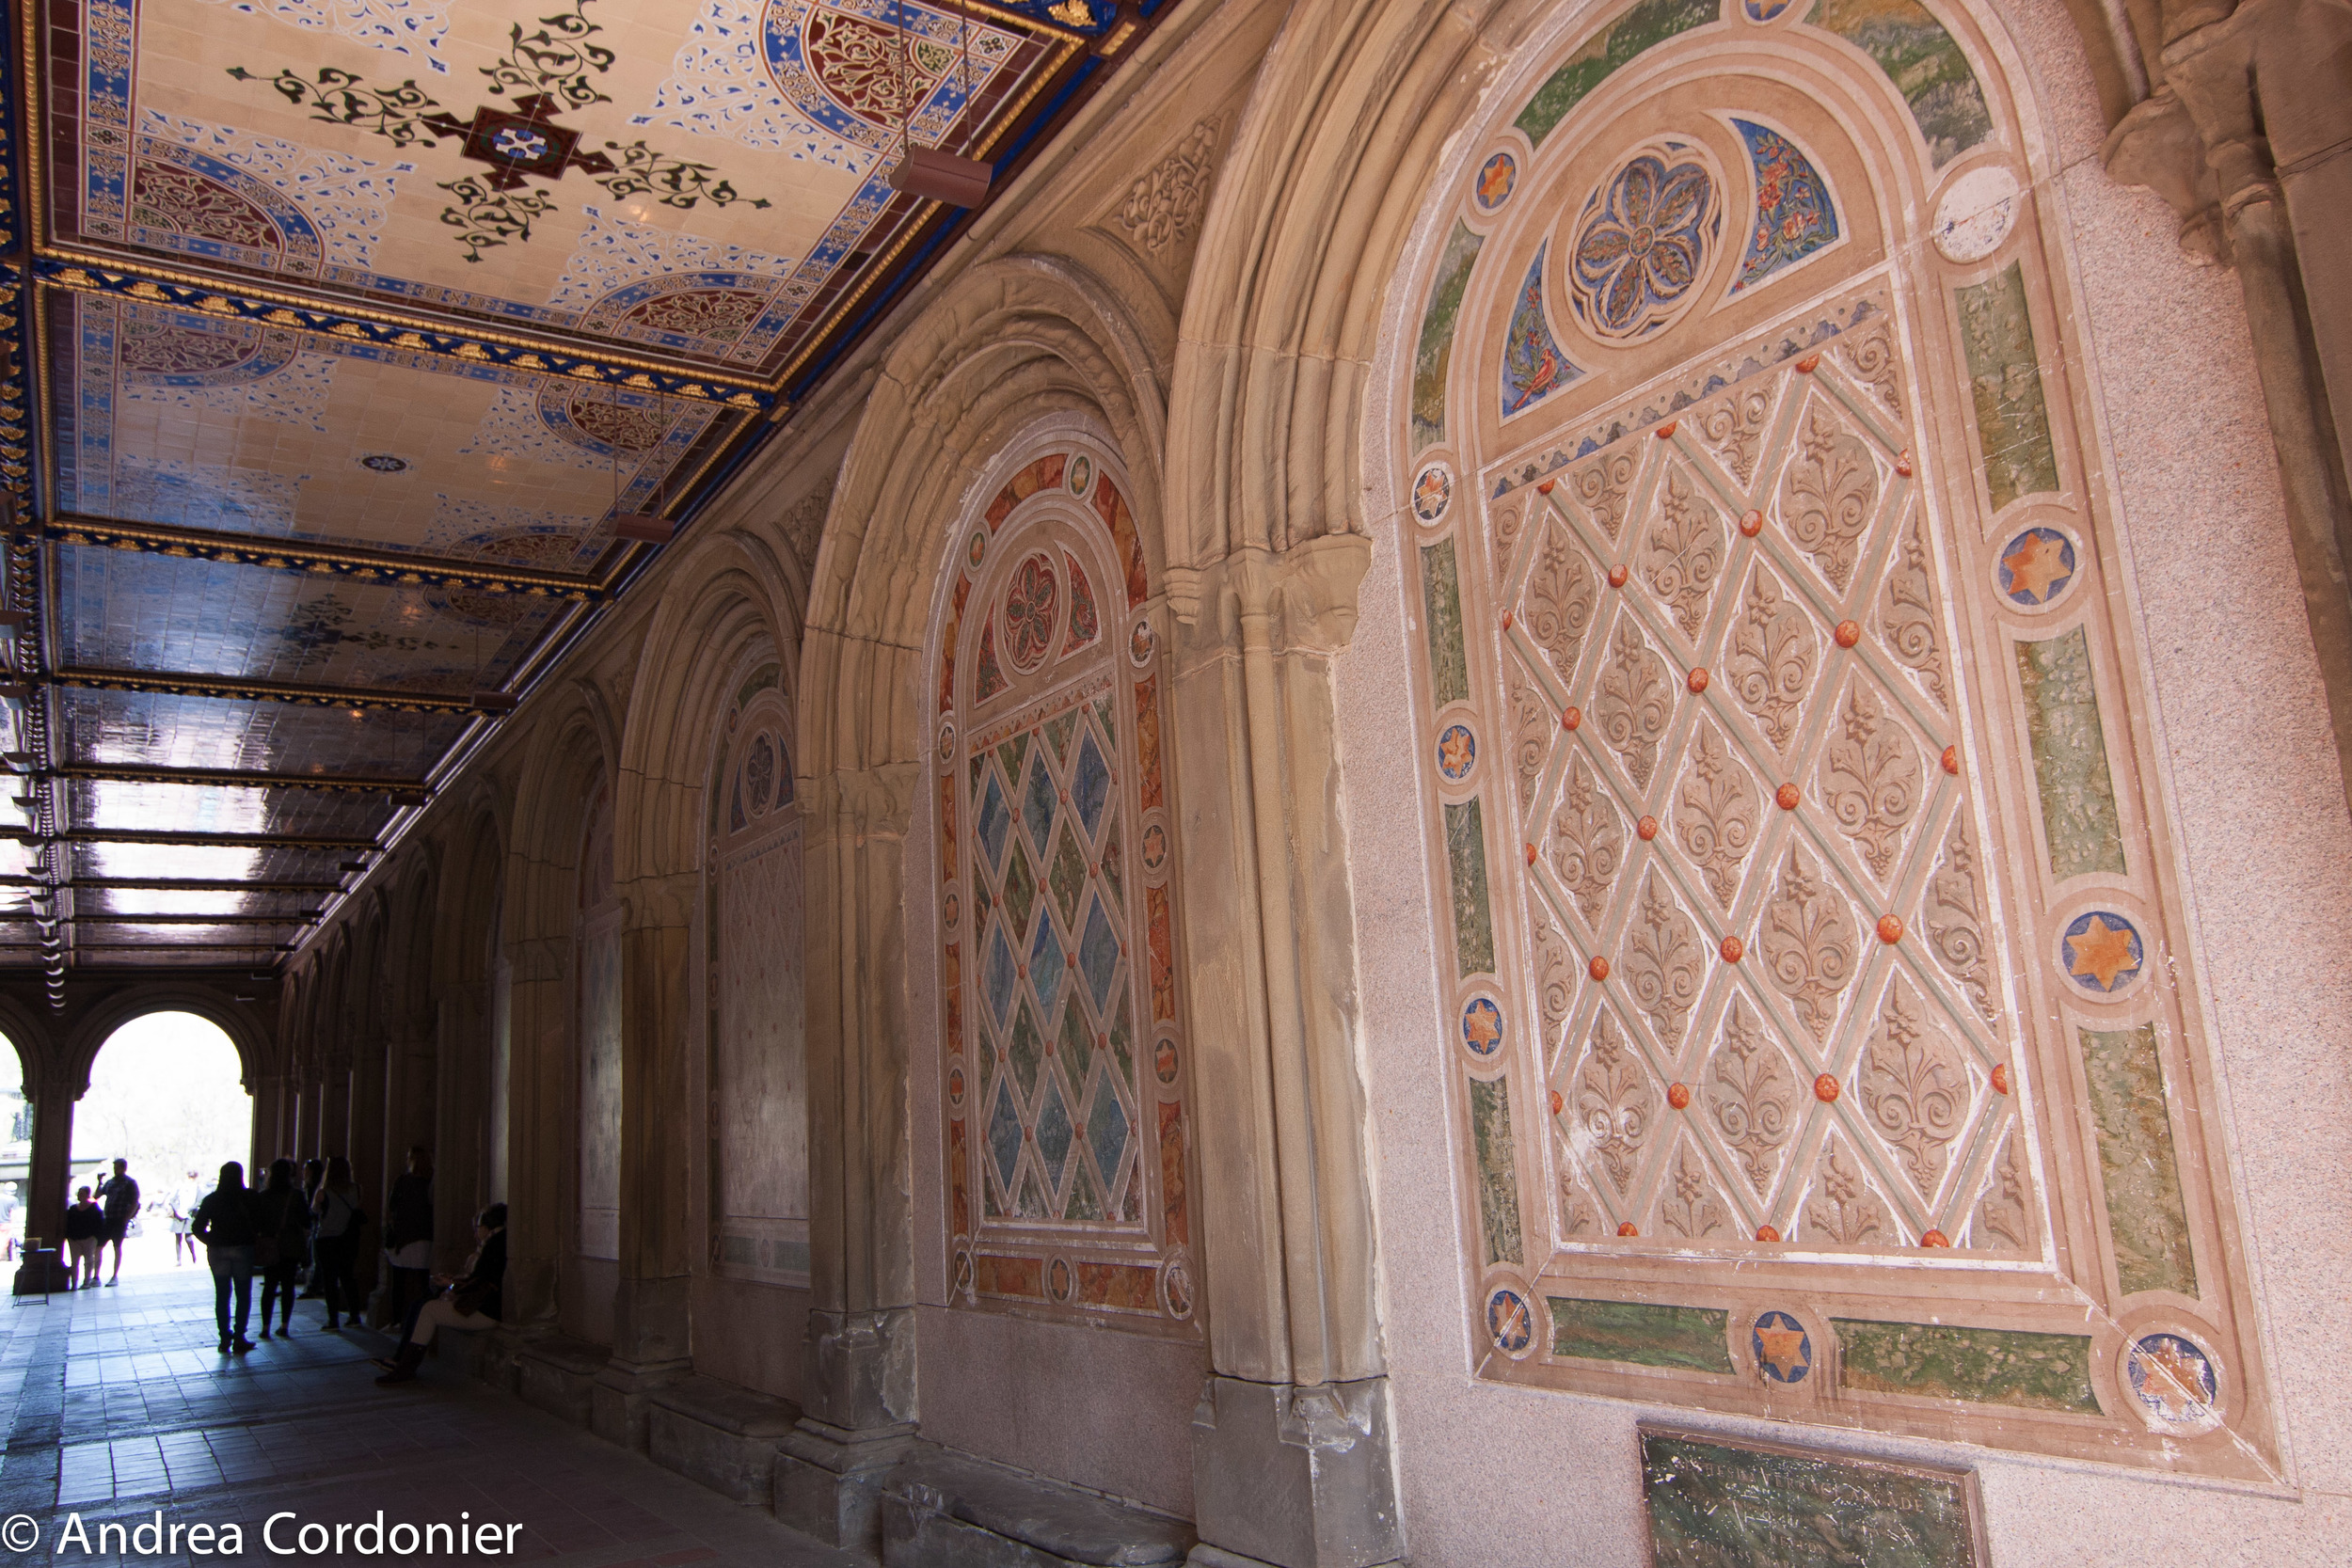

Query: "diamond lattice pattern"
<box><xmin>1496</xmin><ymin>355</ymin><xmax>2035</xmax><ymax>1256</ymax></box>
<box><xmin>970</xmin><ymin>689</ymin><xmax>1141</xmax><ymax>1228</ymax></box>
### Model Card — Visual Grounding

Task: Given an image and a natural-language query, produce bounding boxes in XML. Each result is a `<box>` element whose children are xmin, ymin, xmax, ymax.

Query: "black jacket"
<box><xmin>386</xmin><ymin>1172</ymin><xmax>434</xmax><ymax>1250</ymax></box>
<box><xmin>63</xmin><ymin>1202</ymin><xmax>103</xmax><ymax>1242</ymax></box>
<box><xmin>191</xmin><ymin>1188</ymin><xmax>257</xmax><ymax>1248</ymax></box>
<box><xmin>454</xmin><ymin>1228</ymin><xmax>506</xmax><ymax>1321</ymax></box>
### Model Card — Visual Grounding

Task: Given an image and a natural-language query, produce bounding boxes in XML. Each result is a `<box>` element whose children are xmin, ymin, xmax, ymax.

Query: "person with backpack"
<box><xmin>310</xmin><ymin>1156</ymin><xmax>366</xmax><ymax>1331</ymax></box>
<box><xmin>251</xmin><ymin>1159</ymin><xmax>309</xmax><ymax>1340</ymax></box>
<box><xmin>190</xmin><ymin>1163</ymin><xmax>258</xmax><ymax>1354</ymax></box>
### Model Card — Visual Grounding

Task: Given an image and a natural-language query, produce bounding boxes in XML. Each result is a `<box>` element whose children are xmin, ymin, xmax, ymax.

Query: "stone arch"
<box><xmin>60</xmin><ymin>986</ymin><xmax>274</xmax><ymax>1100</ymax></box>
<box><xmin>1362</xmin><ymin>0</ymin><xmax>2277</xmax><ymax>1481</ymax></box>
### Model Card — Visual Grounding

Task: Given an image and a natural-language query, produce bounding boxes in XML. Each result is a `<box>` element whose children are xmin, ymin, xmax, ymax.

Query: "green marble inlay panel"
<box><xmin>1410</xmin><ymin>223</ymin><xmax>1484</xmax><ymax>454</ymax></box>
<box><xmin>1549</xmin><ymin>1298</ymin><xmax>1733</xmax><ymax>1373</ymax></box>
<box><xmin>1468</xmin><ymin>1075</ymin><xmax>1524</xmax><ymax>1265</ymax></box>
<box><xmin>2014</xmin><ymin>628</ymin><xmax>2127</xmax><ymax>880</ymax></box>
<box><xmin>1513</xmin><ymin>0</ymin><xmax>1717</xmax><ymax>148</ymax></box>
<box><xmin>2081</xmin><ymin>1024</ymin><xmax>2200</xmax><ymax>1298</ymax></box>
<box><xmin>1955</xmin><ymin>261</ymin><xmax>2061</xmax><ymax>509</ymax></box>
<box><xmin>1835</xmin><ymin>1320</ymin><xmax>2100</xmax><ymax>1412</ymax></box>
<box><xmin>1643</xmin><ymin>1431</ymin><xmax>1981</xmax><ymax>1568</ymax></box>
<box><xmin>1442</xmin><ymin>797</ymin><xmax>1496</xmax><ymax>975</ymax></box>
<box><xmin>1421</xmin><ymin>537</ymin><xmax>1471</xmax><ymax>707</ymax></box>
<box><xmin>1812</xmin><ymin>0</ymin><xmax>1994</xmax><ymax>168</ymax></box>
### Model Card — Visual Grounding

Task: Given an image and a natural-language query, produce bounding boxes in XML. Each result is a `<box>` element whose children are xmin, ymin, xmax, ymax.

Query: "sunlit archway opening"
<box><xmin>75</xmin><ymin>1013</ymin><xmax>251</xmax><ymax>1278</ymax></box>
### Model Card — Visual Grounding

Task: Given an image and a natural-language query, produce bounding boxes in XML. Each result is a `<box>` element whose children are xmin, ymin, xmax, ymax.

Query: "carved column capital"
<box><xmin>1166</xmin><ymin>532</ymin><xmax>1373</xmax><ymax>654</ymax></box>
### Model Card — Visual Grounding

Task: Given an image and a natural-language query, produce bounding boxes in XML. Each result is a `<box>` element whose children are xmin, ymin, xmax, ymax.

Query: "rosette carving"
<box><xmin>1571</xmin><ymin>445</ymin><xmax>1639</xmax><ymax>541</ymax></box>
<box><xmin>1624</xmin><ymin>872</ymin><xmax>1705</xmax><ymax>1047</ymax></box>
<box><xmin>1801</xmin><ymin>1137</ymin><xmax>1893</xmax><ymax>1246</ymax></box>
<box><xmin>1548</xmin><ymin>754</ymin><xmax>1625</xmax><ymax>924</ymax></box>
<box><xmin>1758</xmin><ymin>845</ymin><xmax>1859</xmax><ymax>1042</ymax></box>
<box><xmin>1706</xmin><ymin>996</ymin><xmax>1796</xmax><ymax>1194</ymax></box>
<box><xmin>1659</xmin><ymin>1140</ymin><xmax>1733</xmax><ymax>1240</ymax></box>
<box><xmin>1596</xmin><ymin>618</ymin><xmax>1674</xmax><ymax>788</ymax></box>
<box><xmin>1525</xmin><ymin>518</ymin><xmax>1599</xmax><ymax>682</ymax></box>
<box><xmin>1879</xmin><ymin>509</ymin><xmax>1949</xmax><ymax>708</ymax></box>
<box><xmin>1727</xmin><ymin>567</ymin><xmax>1816</xmax><ymax>754</ymax></box>
<box><xmin>1693</xmin><ymin>383</ymin><xmax>1774</xmax><ymax>485</ymax></box>
<box><xmin>1924</xmin><ymin>814</ymin><xmax>1996</xmax><ymax>1021</ymax></box>
<box><xmin>1858</xmin><ymin>978</ymin><xmax>1970</xmax><ymax>1196</ymax></box>
<box><xmin>1819</xmin><ymin>682</ymin><xmax>1922</xmax><ymax>879</ymax></box>
<box><xmin>1674</xmin><ymin>722</ymin><xmax>1759</xmax><ymax>908</ymax></box>
<box><xmin>1643</xmin><ymin>467</ymin><xmax>1725</xmax><ymax>641</ymax></box>
<box><xmin>1574</xmin><ymin>1010</ymin><xmax>1656</xmax><ymax>1196</ymax></box>
<box><xmin>1778</xmin><ymin>403</ymin><xmax>1878</xmax><ymax>590</ymax></box>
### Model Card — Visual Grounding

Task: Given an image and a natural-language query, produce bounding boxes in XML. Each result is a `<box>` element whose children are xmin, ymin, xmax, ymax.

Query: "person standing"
<box><xmin>310</xmin><ymin>1156</ymin><xmax>365</xmax><ymax>1331</ymax></box>
<box><xmin>297</xmin><ymin>1159</ymin><xmax>326</xmax><ymax>1297</ymax></box>
<box><xmin>96</xmin><ymin>1159</ymin><xmax>139</xmax><ymax>1286</ymax></box>
<box><xmin>190</xmin><ymin>1163</ymin><xmax>257</xmax><ymax>1354</ymax></box>
<box><xmin>169</xmin><ymin>1169</ymin><xmax>204</xmax><ymax>1266</ymax></box>
<box><xmin>251</xmin><ymin>1160</ymin><xmax>308</xmax><ymax>1340</ymax></box>
<box><xmin>382</xmin><ymin>1147</ymin><xmax>434</xmax><ymax>1327</ymax></box>
<box><xmin>64</xmin><ymin>1186</ymin><xmax>103</xmax><ymax>1289</ymax></box>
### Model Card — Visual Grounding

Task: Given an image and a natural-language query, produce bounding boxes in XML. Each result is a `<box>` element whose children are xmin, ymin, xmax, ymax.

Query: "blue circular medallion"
<box><xmin>2061</xmin><ymin>910</ymin><xmax>2144</xmax><ymax>994</ymax></box>
<box><xmin>1437</xmin><ymin>722</ymin><xmax>1477</xmax><ymax>781</ymax></box>
<box><xmin>2126</xmin><ymin>1332</ymin><xmax>2217</xmax><ymax>1425</ymax></box>
<box><xmin>1998</xmin><ymin>526</ymin><xmax>2077</xmax><ymax>607</ymax></box>
<box><xmin>1751</xmin><ymin>1309</ymin><xmax>1812</xmax><ymax>1384</ymax></box>
<box><xmin>1460</xmin><ymin>997</ymin><xmax>1504</xmax><ymax>1057</ymax></box>
<box><xmin>1486</xmin><ymin>1287</ymin><xmax>1534</xmax><ymax>1354</ymax></box>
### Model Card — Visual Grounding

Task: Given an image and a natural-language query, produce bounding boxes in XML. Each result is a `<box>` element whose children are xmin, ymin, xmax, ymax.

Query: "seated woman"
<box><xmin>374</xmin><ymin>1203</ymin><xmax>504</xmax><ymax>1386</ymax></box>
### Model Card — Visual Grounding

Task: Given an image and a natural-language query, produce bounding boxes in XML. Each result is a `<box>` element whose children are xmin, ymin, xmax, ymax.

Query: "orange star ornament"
<box><xmin>2002</xmin><ymin>531</ymin><xmax>2073</xmax><ymax>603</ymax></box>
<box><xmin>1439</xmin><ymin>728</ymin><xmax>1474</xmax><ymax>776</ymax></box>
<box><xmin>1755</xmin><ymin>1323</ymin><xmax>1810</xmax><ymax>1380</ymax></box>
<box><xmin>2137</xmin><ymin>1340</ymin><xmax>2213</xmax><ymax>1418</ymax></box>
<box><xmin>2066</xmin><ymin>914</ymin><xmax>2140</xmax><ymax>990</ymax></box>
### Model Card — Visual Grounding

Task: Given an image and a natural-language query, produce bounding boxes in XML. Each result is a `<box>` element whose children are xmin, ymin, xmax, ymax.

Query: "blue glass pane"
<box><xmin>986</xmin><ymin>1075</ymin><xmax>1022</xmax><ymax>1196</ymax></box>
<box><xmin>983</xmin><ymin>922</ymin><xmax>1017</xmax><ymax>1029</ymax></box>
<box><xmin>975</xmin><ymin>769</ymin><xmax>1012</xmax><ymax>872</ymax></box>
<box><xmin>1086</xmin><ymin>1077</ymin><xmax>1129</xmax><ymax>1195</ymax></box>
<box><xmin>1036</xmin><ymin>1075</ymin><xmax>1074</xmax><ymax>1194</ymax></box>
<box><xmin>1072</xmin><ymin>729</ymin><xmax>1112</xmax><ymax>839</ymax></box>
<box><xmin>1021</xmin><ymin>746</ymin><xmax>1057</xmax><ymax>855</ymax></box>
<box><xmin>1078</xmin><ymin>895</ymin><xmax>1120</xmax><ymax>1014</ymax></box>
<box><xmin>1028</xmin><ymin>910</ymin><xmax>1066</xmax><ymax>1019</ymax></box>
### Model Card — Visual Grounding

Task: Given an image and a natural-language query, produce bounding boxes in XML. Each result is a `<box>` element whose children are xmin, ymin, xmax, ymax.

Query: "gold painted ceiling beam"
<box><xmin>0</xmin><ymin>828</ymin><xmax>378</xmax><ymax>849</ymax></box>
<box><xmin>36</xmin><ymin>514</ymin><xmax>605</xmax><ymax>599</ymax></box>
<box><xmin>0</xmin><ymin>912</ymin><xmax>307</xmax><ymax>926</ymax></box>
<box><xmin>44</xmin><ymin>667</ymin><xmax>498</xmax><ymax>714</ymax></box>
<box><xmin>52</xmin><ymin>763</ymin><xmax>427</xmax><ymax>798</ymax></box>
<box><xmin>0</xmin><ymin>877</ymin><xmax>343</xmax><ymax>893</ymax></box>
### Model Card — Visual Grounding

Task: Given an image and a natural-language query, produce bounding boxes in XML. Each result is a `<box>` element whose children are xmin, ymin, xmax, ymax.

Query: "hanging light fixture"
<box><xmin>884</xmin><ymin>0</ymin><xmax>991</xmax><ymax>207</ymax></box>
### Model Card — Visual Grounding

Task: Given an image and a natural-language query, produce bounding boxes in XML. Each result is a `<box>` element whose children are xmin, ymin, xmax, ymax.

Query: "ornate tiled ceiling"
<box><xmin>0</xmin><ymin>0</ymin><xmax>1159</xmax><ymax>983</ymax></box>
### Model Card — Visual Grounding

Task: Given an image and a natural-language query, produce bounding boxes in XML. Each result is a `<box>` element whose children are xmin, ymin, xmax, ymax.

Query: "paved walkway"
<box><xmin>0</xmin><ymin>1266</ymin><xmax>864</xmax><ymax>1566</ymax></box>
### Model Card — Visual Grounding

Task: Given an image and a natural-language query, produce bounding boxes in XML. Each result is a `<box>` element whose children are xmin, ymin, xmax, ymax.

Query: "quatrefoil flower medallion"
<box><xmin>1569</xmin><ymin>140</ymin><xmax>1724</xmax><ymax>343</ymax></box>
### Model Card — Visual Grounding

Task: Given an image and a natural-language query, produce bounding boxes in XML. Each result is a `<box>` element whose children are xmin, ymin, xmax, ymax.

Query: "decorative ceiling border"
<box><xmin>36</xmin><ymin>514</ymin><xmax>607</xmax><ymax>599</ymax></box>
<box><xmin>32</xmin><ymin>260</ymin><xmax>776</xmax><ymax>408</ymax></box>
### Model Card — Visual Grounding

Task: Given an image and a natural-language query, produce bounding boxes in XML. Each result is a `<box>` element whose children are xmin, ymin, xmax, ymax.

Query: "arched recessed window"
<box><xmin>704</xmin><ymin>665</ymin><xmax>808</xmax><ymax>1286</ymax></box>
<box><xmin>1393</xmin><ymin>0</ymin><xmax>2271</xmax><ymax>1476</ymax></box>
<box><xmin>931</xmin><ymin>435</ymin><xmax>1197</xmax><ymax>1330</ymax></box>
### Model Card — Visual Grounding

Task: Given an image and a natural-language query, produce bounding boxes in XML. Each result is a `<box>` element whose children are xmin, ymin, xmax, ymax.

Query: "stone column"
<box><xmin>428</xmin><ymin>985</ymin><xmax>479</xmax><ymax>1251</ymax></box>
<box><xmin>348</xmin><ymin>1026</ymin><xmax>389</xmax><ymax>1316</ymax></box>
<box><xmin>589</xmin><ymin>870</ymin><xmax>696</xmax><ymax>1451</ymax></box>
<box><xmin>12</xmin><ymin>1079</ymin><xmax>77</xmax><ymax>1294</ymax></box>
<box><xmin>2107</xmin><ymin>0</ymin><xmax>2352</xmax><ymax>819</ymax></box>
<box><xmin>1161</xmin><ymin>535</ymin><xmax>1403</xmax><ymax>1568</ymax></box>
<box><xmin>776</xmin><ymin>763</ymin><xmax>920</xmax><ymax>1556</ymax></box>
<box><xmin>501</xmin><ymin>932</ymin><xmax>568</xmax><ymax>1328</ymax></box>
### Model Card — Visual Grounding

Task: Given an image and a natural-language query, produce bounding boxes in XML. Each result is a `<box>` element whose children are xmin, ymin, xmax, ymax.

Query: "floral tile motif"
<box><xmin>1729</xmin><ymin>119</ymin><xmax>1838</xmax><ymax>292</ymax></box>
<box><xmin>1568</xmin><ymin>141</ymin><xmax>1722</xmax><ymax>342</ymax></box>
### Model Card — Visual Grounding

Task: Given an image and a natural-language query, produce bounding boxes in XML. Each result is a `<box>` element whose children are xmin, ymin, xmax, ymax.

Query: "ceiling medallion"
<box><xmin>1568</xmin><ymin>138</ymin><xmax>1723</xmax><ymax>344</ymax></box>
<box><xmin>226</xmin><ymin>0</ymin><xmax>771</xmax><ymax>263</ymax></box>
<box><xmin>358</xmin><ymin>454</ymin><xmax>410</xmax><ymax>473</ymax></box>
